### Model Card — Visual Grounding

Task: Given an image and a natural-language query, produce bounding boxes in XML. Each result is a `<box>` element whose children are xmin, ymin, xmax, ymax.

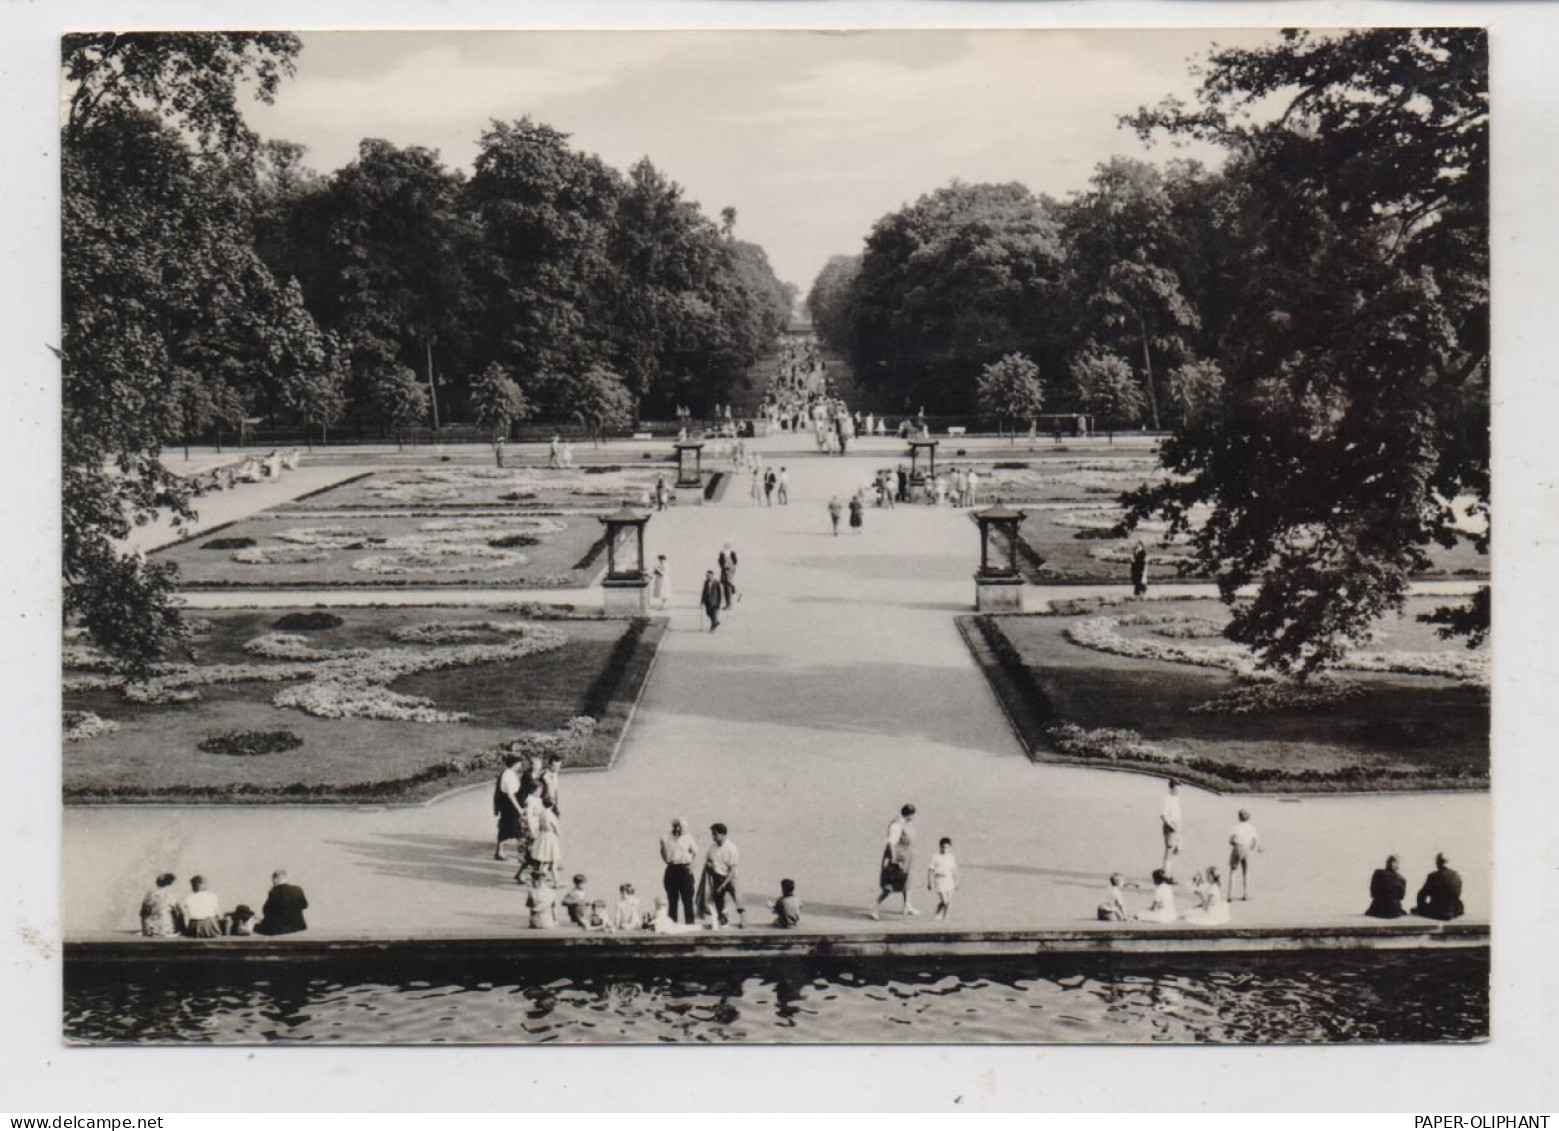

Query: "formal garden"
<box><xmin>962</xmin><ymin>593</ymin><xmax>1489</xmax><ymax>793</ymax></box>
<box><xmin>62</xmin><ymin>606</ymin><xmax>662</xmax><ymax>803</ymax></box>
<box><xmin>283</xmin><ymin>463</ymin><xmax>670</xmax><ymax>511</ymax></box>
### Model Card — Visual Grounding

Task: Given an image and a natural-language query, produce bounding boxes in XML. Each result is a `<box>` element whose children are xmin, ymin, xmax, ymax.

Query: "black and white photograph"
<box><xmin>51</xmin><ymin>21</ymin><xmax>1495</xmax><ymax>1047</ymax></box>
<box><xmin>8</xmin><ymin>0</ymin><xmax>1559</xmax><ymax>1109</ymax></box>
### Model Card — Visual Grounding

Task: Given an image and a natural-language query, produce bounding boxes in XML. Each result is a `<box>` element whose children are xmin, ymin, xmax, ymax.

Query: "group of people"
<box><xmin>697</xmin><ymin>543</ymin><xmax>741</xmax><ymax>630</ymax></box>
<box><xmin>138</xmin><ymin>870</ymin><xmax>309</xmax><ymax>939</ymax></box>
<box><xmin>749</xmin><ymin>462</ymin><xmax>790</xmax><ymax>507</ymax></box>
<box><xmin>493</xmin><ymin>750</ymin><xmax>566</xmax><ymax>887</ymax></box>
<box><xmin>826</xmin><ymin>493</ymin><xmax>866</xmax><ymax>535</ymax></box>
<box><xmin>871</xmin><ymin>804</ymin><xmax>961</xmax><ymax>922</ymax></box>
<box><xmin>1367</xmin><ymin>853</ymin><xmax>1466</xmax><ymax>920</ymax></box>
<box><xmin>546</xmin><ymin>434</ymin><xmax>576</xmax><ymax>469</ymax></box>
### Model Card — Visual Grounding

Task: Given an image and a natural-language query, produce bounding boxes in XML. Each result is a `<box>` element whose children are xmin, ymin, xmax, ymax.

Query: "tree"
<box><xmin>1071</xmin><ymin>352</ymin><xmax>1143</xmax><ymax>441</ymax></box>
<box><xmin>1058</xmin><ymin>157</ymin><xmax>1201</xmax><ymax>430</ymax></box>
<box><xmin>62</xmin><ymin>32</ymin><xmax>304</xmax><ymax>667</ymax></box>
<box><xmin>1123</xmin><ymin>28</ymin><xmax>1489</xmax><ymax>675</ymax></box>
<box><xmin>566</xmin><ymin>366</ymin><xmax>636</xmax><ymax>446</ymax></box>
<box><xmin>805</xmin><ymin>254</ymin><xmax>860</xmax><ymax>356</ymax></box>
<box><xmin>470</xmin><ymin>363</ymin><xmax>532</xmax><ymax>441</ymax></box>
<box><xmin>371</xmin><ymin>366</ymin><xmax>429</xmax><ymax>449</ymax></box>
<box><xmin>1165</xmin><ymin>359</ymin><xmax>1224</xmax><ymax>427</ymax></box>
<box><xmin>977</xmin><ymin>353</ymin><xmax>1046</xmax><ymax>441</ymax></box>
<box><xmin>846</xmin><ymin>181</ymin><xmax>1067</xmax><ymax>414</ymax></box>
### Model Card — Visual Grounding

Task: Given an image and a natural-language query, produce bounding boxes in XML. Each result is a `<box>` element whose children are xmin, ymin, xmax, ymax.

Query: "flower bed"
<box><xmin>960</xmin><ymin>599</ymin><xmax>1489</xmax><ymax>793</ymax></box>
<box><xmin>284</xmin><ymin>465</ymin><xmax>665</xmax><ymax>510</ymax></box>
<box><xmin>198</xmin><ymin>729</ymin><xmax>303</xmax><ymax>757</ymax></box>
<box><xmin>154</xmin><ymin>511</ymin><xmax>606</xmax><ymax>588</ymax></box>
<box><xmin>62</xmin><ymin>608</ymin><xmax>666</xmax><ymax>802</ymax></box>
<box><xmin>64</xmin><ymin>711</ymin><xmax>119</xmax><ymax>743</ymax></box>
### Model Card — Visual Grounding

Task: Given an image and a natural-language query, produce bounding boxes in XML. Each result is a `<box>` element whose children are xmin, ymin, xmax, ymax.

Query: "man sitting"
<box><xmin>255</xmin><ymin>869</ymin><xmax>310</xmax><ymax>935</ymax></box>
<box><xmin>1414</xmin><ymin>853</ymin><xmax>1465</xmax><ymax>921</ymax></box>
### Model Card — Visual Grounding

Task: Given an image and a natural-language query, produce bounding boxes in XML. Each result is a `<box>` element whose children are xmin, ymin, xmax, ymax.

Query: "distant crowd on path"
<box><xmin>139</xmin><ymin>869</ymin><xmax>308</xmax><ymax>939</ymax></box>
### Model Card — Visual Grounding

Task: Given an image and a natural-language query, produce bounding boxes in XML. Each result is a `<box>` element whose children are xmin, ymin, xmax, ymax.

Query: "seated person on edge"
<box><xmin>1182</xmin><ymin>867</ymin><xmax>1230</xmax><ymax>926</ymax></box>
<box><xmin>223</xmin><ymin>905</ymin><xmax>257</xmax><ymax>936</ymax></box>
<box><xmin>772</xmin><ymin>879</ymin><xmax>802</xmax><ymax>929</ymax></box>
<box><xmin>1366</xmin><ymin>855</ymin><xmax>1408</xmax><ymax>919</ymax></box>
<box><xmin>526</xmin><ymin>878</ymin><xmax>558</xmax><ymax>930</ymax></box>
<box><xmin>1136</xmin><ymin>869</ymin><xmax>1179</xmax><ymax>924</ymax></box>
<box><xmin>614</xmin><ymin>884</ymin><xmax>641</xmax><ymax>932</ymax></box>
<box><xmin>140</xmin><ymin>873</ymin><xmax>183</xmax><ymax>938</ymax></box>
<box><xmin>561</xmin><ymin>874</ymin><xmax>590</xmax><ymax>928</ymax></box>
<box><xmin>1414</xmin><ymin>853</ymin><xmax>1465</xmax><ymax>921</ymax></box>
<box><xmin>254</xmin><ymin>870</ymin><xmax>309</xmax><ymax>936</ymax></box>
<box><xmin>1097</xmin><ymin>873</ymin><xmax>1134</xmax><ymax>922</ymax></box>
<box><xmin>651</xmin><ymin>893</ymin><xmax>702</xmax><ymax>935</ymax></box>
<box><xmin>182</xmin><ymin>876</ymin><xmax>224</xmax><ymax>938</ymax></box>
<box><xmin>586</xmin><ymin>899</ymin><xmax>612</xmax><ymax>932</ymax></box>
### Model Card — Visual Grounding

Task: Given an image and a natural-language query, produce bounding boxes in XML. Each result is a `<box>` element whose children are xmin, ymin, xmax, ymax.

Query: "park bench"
<box><xmin>947</xmin><ymin>425</ymin><xmax>967</xmax><ymax>436</ymax></box>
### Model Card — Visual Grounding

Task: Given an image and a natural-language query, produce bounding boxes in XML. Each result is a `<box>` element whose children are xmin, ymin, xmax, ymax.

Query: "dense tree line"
<box><xmin>810</xmin><ymin>28</ymin><xmax>1488</xmax><ymax>673</ymax></box>
<box><xmin>62</xmin><ymin>32</ymin><xmax>791</xmax><ymax>663</ymax></box>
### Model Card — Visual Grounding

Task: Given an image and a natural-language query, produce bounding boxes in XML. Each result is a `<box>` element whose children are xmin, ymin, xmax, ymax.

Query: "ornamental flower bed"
<box><xmin>285</xmin><ymin>465</ymin><xmax>666</xmax><ymax>510</ymax></box>
<box><xmin>154</xmin><ymin>511</ymin><xmax>606</xmax><ymax>588</ymax></box>
<box><xmin>62</xmin><ymin>608</ymin><xmax>667</xmax><ymax>801</ymax></box>
<box><xmin>64</xmin><ymin>710</ymin><xmax>119</xmax><ymax>743</ymax></box>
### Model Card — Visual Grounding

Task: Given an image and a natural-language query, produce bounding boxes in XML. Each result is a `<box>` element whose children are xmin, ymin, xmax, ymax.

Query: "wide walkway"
<box><xmin>66</xmin><ymin>443</ymin><xmax>1489</xmax><ymax>938</ymax></box>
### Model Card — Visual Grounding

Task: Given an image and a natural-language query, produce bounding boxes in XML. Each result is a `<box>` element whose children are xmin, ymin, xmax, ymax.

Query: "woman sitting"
<box><xmin>1182</xmin><ymin>867</ymin><xmax>1230</xmax><ymax>926</ymax></box>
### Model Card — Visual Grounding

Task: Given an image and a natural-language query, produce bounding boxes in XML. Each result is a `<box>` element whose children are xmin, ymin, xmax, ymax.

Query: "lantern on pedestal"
<box><xmin>973</xmin><ymin>501</ymin><xmax>1029</xmax><ymax>612</ymax></box>
<box><xmin>673</xmin><ymin>439</ymin><xmax>706</xmax><ymax>505</ymax></box>
<box><xmin>908</xmin><ymin>437</ymin><xmax>939</xmax><ymax>487</ymax></box>
<box><xmin>597</xmin><ymin>504</ymin><xmax>651</xmax><ymax>614</ymax></box>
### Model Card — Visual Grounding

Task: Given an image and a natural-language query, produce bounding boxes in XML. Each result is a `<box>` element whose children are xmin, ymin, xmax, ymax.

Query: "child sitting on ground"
<box><xmin>614</xmin><ymin>883</ymin><xmax>641</xmax><ymax>932</ymax></box>
<box><xmin>772</xmin><ymin>879</ymin><xmax>802</xmax><ymax>928</ymax></box>
<box><xmin>1097</xmin><ymin>873</ymin><xmax>1136</xmax><ymax>922</ymax></box>
<box><xmin>587</xmin><ymin>899</ymin><xmax>612</xmax><ymax>932</ymax></box>
<box><xmin>561</xmin><ymin>874</ymin><xmax>590</xmax><ymax>929</ymax></box>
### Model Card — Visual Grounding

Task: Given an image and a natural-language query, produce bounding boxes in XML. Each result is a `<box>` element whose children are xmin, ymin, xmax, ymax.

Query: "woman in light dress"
<box><xmin>1137</xmin><ymin>868</ymin><xmax>1179</xmax><ymax>923</ymax></box>
<box><xmin>652</xmin><ymin>555</ymin><xmax>671</xmax><ymax>610</ymax></box>
<box><xmin>526</xmin><ymin>877</ymin><xmax>558</xmax><ymax>929</ymax></box>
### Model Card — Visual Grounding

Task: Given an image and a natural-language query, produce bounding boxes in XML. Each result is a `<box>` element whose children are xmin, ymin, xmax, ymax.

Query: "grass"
<box><xmin>282</xmin><ymin>465</ymin><xmax>669</xmax><ymax>511</ymax></box>
<box><xmin>63</xmin><ymin>607</ymin><xmax>665</xmax><ymax>803</ymax></box>
<box><xmin>153</xmin><ymin>512</ymin><xmax>608</xmax><ymax>589</ymax></box>
<box><xmin>961</xmin><ymin>595</ymin><xmax>1488</xmax><ymax>793</ymax></box>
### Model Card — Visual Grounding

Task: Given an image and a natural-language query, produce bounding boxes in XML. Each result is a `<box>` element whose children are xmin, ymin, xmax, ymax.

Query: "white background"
<box><xmin>2</xmin><ymin>0</ymin><xmax>1554</xmax><ymax>1114</ymax></box>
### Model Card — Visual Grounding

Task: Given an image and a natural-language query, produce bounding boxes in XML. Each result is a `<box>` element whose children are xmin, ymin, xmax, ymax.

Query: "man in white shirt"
<box><xmin>700</xmin><ymin>823</ymin><xmax>744</xmax><ymax>927</ymax></box>
<box><xmin>1160</xmin><ymin>780</ymin><xmax>1183</xmax><ymax>881</ymax></box>
<box><xmin>1227</xmin><ymin>809</ymin><xmax>1261</xmax><ymax>900</ymax></box>
<box><xmin>659</xmin><ymin>818</ymin><xmax>699</xmax><ymax>923</ymax></box>
<box><xmin>182</xmin><ymin>875</ymin><xmax>222</xmax><ymax>938</ymax></box>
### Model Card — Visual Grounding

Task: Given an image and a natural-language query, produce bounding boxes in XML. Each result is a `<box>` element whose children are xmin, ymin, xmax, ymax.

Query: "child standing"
<box><xmin>927</xmin><ymin>838</ymin><xmax>959</xmax><ymax>920</ymax></box>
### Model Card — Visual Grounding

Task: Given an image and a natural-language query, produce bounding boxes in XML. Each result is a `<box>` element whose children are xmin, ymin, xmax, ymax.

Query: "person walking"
<box><xmin>1130</xmin><ymin>540</ymin><xmax>1149</xmax><ymax>597</ymax></box>
<box><xmin>764</xmin><ymin>468</ymin><xmax>777</xmax><ymax>506</ymax></box>
<box><xmin>896</xmin><ymin>464</ymin><xmax>909</xmax><ymax>503</ymax></box>
<box><xmin>718</xmin><ymin>544</ymin><xmax>740</xmax><ymax>609</ymax></box>
<box><xmin>927</xmin><ymin>838</ymin><xmax>959</xmax><ymax>921</ymax></box>
<box><xmin>655</xmin><ymin>475</ymin><xmax>668</xmax><ymax>512</ymax></box>
<box><xmin>1160</xmin><ymin>780</ymin><xmax>1183</xmax><ymax>881</ymax></box>
<box><xmin>493</xmin><ymin>753</ymin><xmax>525</xmax><ymax>861</ymax></box>
<box><xmin>749</xmin><ymin>466</ymin><xmax>762</xmax><ymax>506</ymax></box>
<box><xmin>701</xmin><ymin>570</ymin><xmax>724</xmax><ymax>632</ymax></box>
<box><xmin>777</xmin><ymin>467</ymin><xmax>790</xmax><ymax>505</ymax></box>
<box><xmin>872</xmin><ymin>804</ymin><xmax>919</xmax><ymax>919</ymax></box>
<box><xmin>848</xmin><ymin>492</ymin><xmax>864</xmax><ymax>534</ymax></box>
<box><xmin>827</xmin><ymin>496</ymin><xmax>843</xmax><ymax>536</ymax></box>
<box><xmin>494</xmin><ymin>437</ymin><xmax>507</xmax><ymax>468</ymax></box>
<box><xmin>652</xmin><ymin>554</ymin><xmax>671</xmax><ymax>611</ymax></box>
<box><xmin>659</xmin><ymin>818</ymin><xmax>699</xmax><ymax>924</ymax></box>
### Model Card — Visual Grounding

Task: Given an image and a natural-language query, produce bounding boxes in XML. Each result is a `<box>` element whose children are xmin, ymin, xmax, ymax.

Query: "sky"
<box><xmin>243</xmin><ymin>29</ymin><xmax>1281</xmax><ymax>295</ymax></box>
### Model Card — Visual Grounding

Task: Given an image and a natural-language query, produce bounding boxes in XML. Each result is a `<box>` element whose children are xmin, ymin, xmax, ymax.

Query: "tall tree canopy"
<box><xmin>1122</xmin><ymin>27</ymin><xmax>1489</xmax><ymax>674</ymax></box>
<box><xmin>62</xmin><ymin>32</ymin><xmax>308</xmax><ymax>666</ymax></box>
<box><xmin>844</xmin><ymin>182</ymin><xmax>1068</xmax><ymax>414</ymax></box>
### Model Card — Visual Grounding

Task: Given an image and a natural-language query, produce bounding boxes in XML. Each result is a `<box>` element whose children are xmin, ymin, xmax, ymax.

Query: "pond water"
<box><xmin>64</xmin><ymin>949</ymin><xmax>1486</xmax><ymax>1045</ymax></box>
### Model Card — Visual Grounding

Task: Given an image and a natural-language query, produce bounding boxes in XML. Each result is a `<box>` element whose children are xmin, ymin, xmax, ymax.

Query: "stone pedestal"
<box><xmin>603</xmin><ymin>578</ymin><xmax>649</xmax><ymax>615</ymax></box>
<box><xmin>975</xmin><ymin>574</ymin><xmax>1024</xmax><ymax>612</ymax></box>
<box><xmin>675</xmin><ymin>484</ymin><xmax>704</xmax><ymax>507</ymax></box>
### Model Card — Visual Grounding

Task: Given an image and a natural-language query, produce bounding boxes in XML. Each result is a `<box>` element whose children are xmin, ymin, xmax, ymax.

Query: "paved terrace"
<box><xmin>69</xmin><ymin>436</ymin><xmax>1489</xmax><ymax>939</ymax></box>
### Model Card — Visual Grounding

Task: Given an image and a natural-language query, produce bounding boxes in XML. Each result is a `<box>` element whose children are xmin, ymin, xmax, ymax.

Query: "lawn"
<box><xmin>283</xmin><ymin>464</ymin><xmax>672</xmax><ymax>511</ymax></box>
<box><xmin>63</xmin><ymin>607</ymin><xmax>663</xmax><ymax>803</ymax></box>
<box><xmin>962</xmin><ymin>594</ymin><xmax>1489</xmax><ymax>793</ymax></box>
<box><xmin>154</xmin><ymin>512</ymin><xmax>611</xmax><ymax>589</ymax></box>
<box><xmin>996</xmin><ymin>500</ymin><xmax>1486</xmax><ymax>585</ymax></box>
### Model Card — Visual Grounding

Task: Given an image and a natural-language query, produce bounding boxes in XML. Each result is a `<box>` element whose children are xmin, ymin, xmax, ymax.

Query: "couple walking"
<box><xmin>700</xmin><ymin>544</ymin><xmax>740</xmax><ymax>631</ymax></box>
